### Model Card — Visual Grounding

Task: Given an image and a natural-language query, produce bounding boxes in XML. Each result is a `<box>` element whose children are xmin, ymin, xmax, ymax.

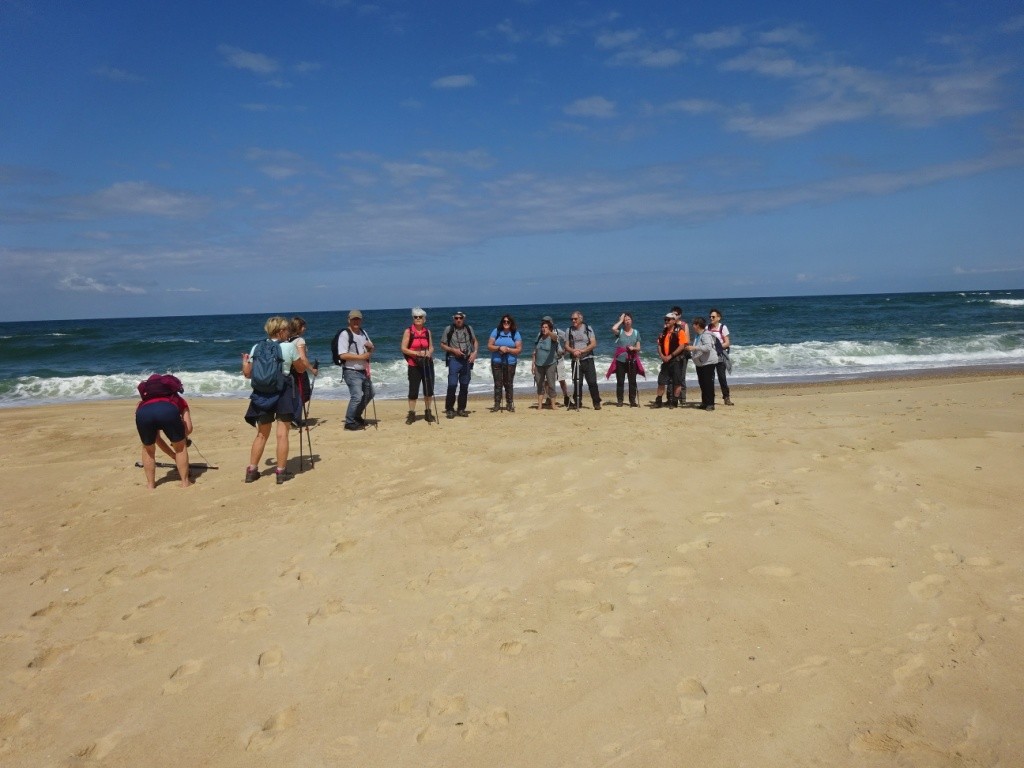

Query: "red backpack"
<box><xmin>138</xmin><ymin>374</ymin><xmax>184</xmax><ymax>401</ymax></box>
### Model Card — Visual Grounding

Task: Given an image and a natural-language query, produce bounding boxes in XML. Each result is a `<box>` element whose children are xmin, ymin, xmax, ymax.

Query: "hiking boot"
<box><xmin>668</xmin><ymin>398</ymin><xmax>678</xmax><ymax>409</ymax></box>
<box><xmin>244</xmin><ymin>467</ymin><xmax>260</xmax><ymax>483</ymax></box>
<box><xmin>445</xmin><ymin>409</ymin><xmax>456</xmax><ymax>419</ymax></box>
<box><xmin>616</xmin><ymin>400</ymin><xmax>623</xmax><ymax>407</ymax></box>
<box><xmin>424</xmin><ymin>409</ymin><xmax>435</xmax><ymax>423</ymax></box>
<box><xmin>456</xmin><ymin>409</ymin><xmax>469</xmax><ymax>417</ymax></box>
<box><xmin>653</xmin><ymin>397</ymin><xmax>663</xmax><ymax>409</ymax></box>
<box><xmin>724</xmin><ymin>397</ymin><xmax>734</xmax><ymax>406</ymax></box>
<box><xmin>344</xmin><ymin>422</ymin><xmax>365</xmax><ymax>431</ymax></box>
<box><xmin>629</xmin><ymin>400</ymin><xmax>638</xmax><ymax>407</ymax></box>
<box><xmin>507</xmin><ymin>401</ymin><xmax>515</xmax><ymax>413</ymax></box>
<box><xmin>563</xmin><ymin>395</ymin><xmax>570</xmax><ymax>408</ymax></box>
<box><xmin>405</xmin><ymin>410</ymin><xmax>416</xmax><ymax>425</ymax></box>
<box><xmin>275</xmin><ymin>469</ymin><xmax>293</xmax><ymax>485</ymax></box>
<box><xmin>593</xmin><ymin>402</ymin><xmax>601</xmax><ymax>410</ymax></box>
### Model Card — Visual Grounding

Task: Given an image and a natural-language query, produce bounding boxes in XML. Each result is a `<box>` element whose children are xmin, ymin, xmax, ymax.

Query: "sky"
<box><xmin>2</xmin><ymin>0</ymin><xmax>1023</xmax><ymax>321</ymax></box>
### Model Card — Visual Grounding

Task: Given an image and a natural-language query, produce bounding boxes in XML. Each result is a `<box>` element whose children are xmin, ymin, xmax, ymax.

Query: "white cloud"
<box><xmin>73</xmin><ymin>182</ymin><xmax>207</xmax><ymax>218</ymax></box>
<box><xmin>596</xmin><ymin>29</ymin><xmax>642</xmax><ymax>49</ymax></box>
<box><xmin>692</xmin><ymin>27</ymin><xmax>745</xmax><ymax>50</ymax></box>
<box><xmin>432</xmin><ymin>74</ymin><xmax>476</xmax><ymax>89</ymax></box>
<box><xmin>564</xmin><ymin>96</ymin><xmax>617</xmax><ymax>119</ymax></box>
<box><xmin>59</xmin><ymin>274</ymin><xmax>146</xmax><ymax>294</ymax></box>
<box><xmin>218</xmin><ymin>45</ymin><xmax>280</xmax><ymax>75</ymax></box>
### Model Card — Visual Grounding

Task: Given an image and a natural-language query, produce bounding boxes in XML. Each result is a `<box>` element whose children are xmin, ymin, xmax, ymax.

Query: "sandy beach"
<box><xmin>2</xmin><ymin>372</ymin><xmax>1022</xmax><ymax>767</ymax></box>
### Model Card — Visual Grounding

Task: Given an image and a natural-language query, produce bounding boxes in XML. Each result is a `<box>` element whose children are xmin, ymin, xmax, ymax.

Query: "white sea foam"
<box><xmin>3</xmin><ymin>333</ymin><xmax>1024</xmax><ymax>407</ymax></box>
<box><xmin>992</xmin><ymin>299</ymin><xmax>1024</xmax><ymax>307</ymax></box>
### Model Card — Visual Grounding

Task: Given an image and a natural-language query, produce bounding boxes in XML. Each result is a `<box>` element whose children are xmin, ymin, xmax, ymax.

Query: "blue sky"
<box><xmin>2</xmin><ymin>0</ymin><xmax>1023</xmax><ymax>320</ymax></box>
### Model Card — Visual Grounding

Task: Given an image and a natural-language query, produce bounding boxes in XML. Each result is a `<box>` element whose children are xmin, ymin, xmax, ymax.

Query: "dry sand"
<box><xmin>2</xmin><ymin>373</ymin><xmax>1023</xmax><ymax>767</ymax></box>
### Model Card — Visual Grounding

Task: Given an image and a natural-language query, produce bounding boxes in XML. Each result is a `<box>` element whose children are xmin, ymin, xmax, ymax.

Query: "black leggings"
<box><xmin>615</xmin><ymin>360</ymin><xmax>638</xmax><ymax>404</ymax></box>
<box><xmin>714</xmin><ymin>359</ymin><xmax>730</xmax><ymax>399</ymax></box>
<box><xmin>491</xmin><ymin>361</ymin><xmax>517</xmax><ymax>403</ymax></box>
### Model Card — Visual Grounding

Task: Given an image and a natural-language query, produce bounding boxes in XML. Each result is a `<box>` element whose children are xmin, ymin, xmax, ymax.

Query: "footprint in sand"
<box><xmin>894</xmin><ymin>516</ymin><xmax>921</xmax><ymax>532</ymax></box>
<box><xmin>931</xmin><ymin>544</ymin><xmax>963</xmax><ymax>566</ymax></box>
<box><xmin>307</xmin><ymin>600</ymin><xmax>346</xmax><ymax>625</ymax></box>
<box><xmin>909</xmin><ymin>574</ymin><xmax>948</xmax><ymax>600</ymax></box>
<box><xmin>751</xmin><ymin>498</ymin><xmax>781</xmax><ymax>510</ymax></box>
<box><xmin>162</xmin><ymin>659</ymin><xmax>202</xmax><ymax>695</ymax></box>
<box><xmin>610</xmin><ymin>559</ymin><xmax>637</xmax><ymax>574</ymax></box>
<box><xmin>892</xmin><ymin>654</ymin><xmax>932</xmax><ymax>691</ymax></box>
<box><xmin>906</xmin><ymin>624</ymin><xmax>937</xmax><ymax>642</ymax></box>
<box><xmin>556</xmin><ymin>579</ymin><xmax>595</xmax><ymax>595</ymax></box>
<box><xmin>748</xmin><ymin>565</ymin><xmax>797</xmax><ymax>578</ymax></box>
<box><xmin>675</xmin><ymin>678</ymin><xmax>707</xmax><ymax>722</ymax></box>
<box><xmin>121</xmin><ymin>596</ymin><xmax>167</xmax><ymax>621</ymax></box>
<box><xmin>848</xmin><ymin>557</ymin><xmax>897</xmax><ymax>570</ymax></box>
<box><xmin>703</xmin><ymin>512</ymin><xmax>728</xmax><ymax>525</ymax></box>
<box><xmin>245</xmin><ymin>707</ymin><xmax>297</xmax><ymax>752</ymax></box>
<box><xmin>74</xmin><ymin>732</ymin><xmax>121</xmax><ymax>761</ymax></box>
<box><xmin>575</xmin><ymin>602</ymin><xmax>615</xmax><ymax>621</ymax></box>
<box><xmin>27</xmin><ymin>645</ymin><xmax>71</xmax><ymax>670</ymax></box>
<box><xmin>676</xmin><ymin>538</ymin><xmax>712</xmax><ymax>554</ymax></box>
<box><xmin>331</xmin><ymin>538</ymin><xmax>358</xmax><ymax>556</ymax></box>
<box><xmin>230</xmin><ymin>606</ymin><xmax>271</xmax><ymax>626</ymax></box>
<box><xmin>499</xmin><ymin>640</ymin><xmax>523</xmax><ymax>656</ymax></box>
<box><xmin>258</xmin><ymin>647</ymin><xmax>284</xmax><ymax>672</ymax></box>
<box><xmin>788</xmin><ymin>655</ymin><xmax>829</xmax><ymax>677</ymax></box>
<box><xmin>133</xmin><ymin>631</ymin><xmax>167</xmax><ymax>649</ymax></box>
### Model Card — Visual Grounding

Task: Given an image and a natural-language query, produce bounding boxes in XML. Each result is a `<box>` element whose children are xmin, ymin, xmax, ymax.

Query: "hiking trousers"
<box><xmin>343</xmin><ymin>368</ymin><xmax>374</xmax><ymax>426</ymax></box>
<box><xmin>446</xmin><ymin>357</ymin><xmax>472</xmax><ymax>412</ymax></box>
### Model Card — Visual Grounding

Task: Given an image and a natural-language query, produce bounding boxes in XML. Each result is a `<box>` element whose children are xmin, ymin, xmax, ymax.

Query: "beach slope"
<box><xmin>2</xmin><ymin>374</ymin><xmax>1022</xmax><ymax>766</ymax></box>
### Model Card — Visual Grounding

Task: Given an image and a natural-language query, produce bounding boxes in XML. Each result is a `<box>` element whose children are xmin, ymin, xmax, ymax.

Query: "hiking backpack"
<box><xmin>138</xmin><ymin>373</ymin><xmax>183</xmax><ymax>401</ymax></box>
<box><xmin>250</xmin><ymin>339</ymin><xmax>285</xmax><ymax>393</ymax></box>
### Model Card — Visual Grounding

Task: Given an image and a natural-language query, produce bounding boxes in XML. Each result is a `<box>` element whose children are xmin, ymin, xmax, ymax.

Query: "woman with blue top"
<box><xmin>609</xmin><ymin>312</ymin><xmax>642</xmax><ymax>407</ymax></box>
<box><xmin>487</xmin><ymin>313</ymin><xmax>523</xmax><ymax>412</ymax></box>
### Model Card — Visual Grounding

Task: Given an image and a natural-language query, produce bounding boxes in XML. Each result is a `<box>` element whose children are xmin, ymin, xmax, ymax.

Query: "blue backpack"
<box><xmin>251</xmin><ymin>339</ymin><xmax>285</xmax><ymax>394</ymax></box>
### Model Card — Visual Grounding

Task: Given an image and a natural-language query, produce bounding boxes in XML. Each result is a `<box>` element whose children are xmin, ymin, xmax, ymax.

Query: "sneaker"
<box><xmin>425</xmin><ymin>410</ymin><xmax>435</xmax><ymax>423</ymax></box>
<box><xmin>445</xmin><ymin>409</ymin><xmax>456</xmax><ymax>419</ymax></box>
<box><xmin>566</xmin><ymin>403</ymin><xmax>578</xmax><ymax>411</ymax></box>
<box><xmin>275</xmin><ymin>469</ymin><xmax>293</xmax><ymax>485</ymax></box>
<box><xmin>244</xmin><ymin>467</ymin><xmax>260</xmax><ymax>483</ymax></box>
<box><xmin>344</xmin><ymin>422</ymin><xmax>365</xmax><ymax>431</ymax></box>
<box><xmin>616</xmin><ymin>401</ymin><xmax>623</xmax><ymax>407</ymax></box>
<box><xmin>724</xmin><ymin>398</ymin><xmax>734</xmax><ymax>406</ymax></box>
<box><xmin>593</xmin><ymin>402</ymin><xmax>602</xmax><ymax>410</ymax></box>
<box><xmin>629</xmin><ymin>401</ymin><xmax>639</xmax><ymax>408</ymax></box>
<box><xmin>507</xmin><ymin>403</ymin><xmax>515</xmax><ymax>413</ymax></box>
<box><xmin>456</xmin><ymin>409</ymin><xmax>470</xmax><ymax>417</ymax></box>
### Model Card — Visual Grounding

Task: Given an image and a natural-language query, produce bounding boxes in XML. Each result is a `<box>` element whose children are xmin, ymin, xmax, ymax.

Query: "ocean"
<box><xmin>1</xmin><ymin>290</ymin><xmax>1022</xmax><ymax>408</ymax></box>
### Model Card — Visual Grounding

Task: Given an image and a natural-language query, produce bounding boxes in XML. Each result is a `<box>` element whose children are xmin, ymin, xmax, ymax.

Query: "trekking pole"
<box><xmin>186</xmin><ymin>438</ymin><xmax>216</xmax><ymax>467</ymax></box>
<box><xmin>369</xmin><ymin>377</ymin><xmax>378</xmax><ymax>430</ymax></box>
<box><xmin>304</xmin><ymin>368</ymin><xmax>315</xmax><ymax>469</ymax></box>
<box><xmin>423</xmin><ymin>357</ymin><xmax>440</xmax><ymax>425</ymax></box>
<box><xmin>502</xmin><ymin>352</ymin><xmax>509</xmax><ymax>413</ymax></box>
<box><xmin>574</xmin><ymin>356</ymin><xmax>583</xmax><ymax>410</ymax></box>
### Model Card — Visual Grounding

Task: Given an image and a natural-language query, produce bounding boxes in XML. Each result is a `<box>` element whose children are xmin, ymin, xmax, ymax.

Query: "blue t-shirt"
<box><xmin>489</xmin><ymin>329</ymin><xmax>522</xmax><ymax>364</ymax></box>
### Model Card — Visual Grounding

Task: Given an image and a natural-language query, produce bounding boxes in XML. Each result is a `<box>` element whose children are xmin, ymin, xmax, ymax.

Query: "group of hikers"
<box><xmin>134</xmin><ymin>307</ymin><xmax>732</xmax><ymax>488</ymax></box>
